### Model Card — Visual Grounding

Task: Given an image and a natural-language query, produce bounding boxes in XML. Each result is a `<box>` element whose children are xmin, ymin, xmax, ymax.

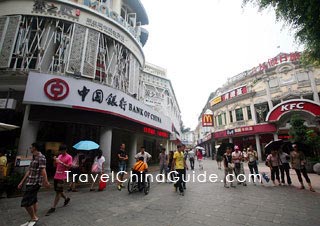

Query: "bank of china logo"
<box><xmin>202</xmin><ymin>114</ymin><xmax>213</xmax><ymax>126</ymax></box>
<box><xmin>44</xmin><ymin>78</ymin><xmax>69</xmax><ymax>101</ymax></box>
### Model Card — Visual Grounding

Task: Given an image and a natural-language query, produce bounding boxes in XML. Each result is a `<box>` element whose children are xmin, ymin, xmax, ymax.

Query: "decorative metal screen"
<box><xmin>66</xmin><ymin>23</ymin><xmax>86</xmax><ymax>75</ymax></box>
<box><xmin>82</xmin><ymin>29</ymin><xmax>99</xmax><ymax>78</ymax></box>
<box><xmin>0</xmin><ymin>16</ymin><xmax>21</xmax><ymax>68</ymax></box>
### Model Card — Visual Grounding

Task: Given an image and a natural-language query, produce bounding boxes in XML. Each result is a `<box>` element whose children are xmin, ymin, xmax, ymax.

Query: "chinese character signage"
<box><xmin>202</xmin><ymin>114</ymin><xmax>213</xmax><ymax>127</ymax></box>
<box><xmin>23</xmin><ymin>72</ymin><xmax>171</xmax><ymax>132</ymax></box>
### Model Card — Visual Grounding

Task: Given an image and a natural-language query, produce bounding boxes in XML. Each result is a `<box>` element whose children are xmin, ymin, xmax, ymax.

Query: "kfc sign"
<box><xmin>281</xmin><ymin>102</ymin><xmax>304</xmax><ymax>112</ymax></box>
<box><xmin>202</xmin><ymin>114</ymin><xmax>213</xmax><ymax>127</ymax></box>
<box><xmin>266</xmin><ymin>99</ymin><xmax>320</xmax><ymax>122</ymax></box>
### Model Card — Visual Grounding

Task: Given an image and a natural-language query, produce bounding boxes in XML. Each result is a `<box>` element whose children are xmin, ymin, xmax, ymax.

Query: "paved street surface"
<box><xmin>1</xmin><ymin>160</ymin><xmax>320</xmax><ymax>226</ymax></box>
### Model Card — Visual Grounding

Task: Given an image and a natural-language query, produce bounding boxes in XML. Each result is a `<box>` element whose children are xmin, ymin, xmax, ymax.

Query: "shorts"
<box><xmin>21</xmin><ymin>184</ymin><xmax>40</xmax><ymax>207</ymax></box>
<box><xmin>54</xmin><ymin>179</ymin><xmax>64</xmax><ymax>192</ymax></box>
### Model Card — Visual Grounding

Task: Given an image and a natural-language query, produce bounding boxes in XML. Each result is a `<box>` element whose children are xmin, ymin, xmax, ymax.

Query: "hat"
<box><xmin>234</xmin><ymin>145</ymin><xmax>240</xmax><ymax>150</ymax></box>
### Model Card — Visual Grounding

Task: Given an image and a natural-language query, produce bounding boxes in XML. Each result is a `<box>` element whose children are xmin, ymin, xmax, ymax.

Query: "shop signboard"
<box><xmin>23</xmin><ymin>72</ymin><xmax>171</xmax><ymax>132</ymax></box>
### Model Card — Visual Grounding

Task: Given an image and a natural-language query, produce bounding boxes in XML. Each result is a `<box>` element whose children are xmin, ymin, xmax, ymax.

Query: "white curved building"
<box><xmin>0</xmin><ymin>0</ymin><xmax>179</xmax><ymax>170</ymax></box>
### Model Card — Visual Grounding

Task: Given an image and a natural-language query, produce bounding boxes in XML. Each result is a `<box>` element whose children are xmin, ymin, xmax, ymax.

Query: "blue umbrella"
<box><xmin>73</xmin><ymin>140</ymin><xmax>99</xmax><ymax>151</ymax></box>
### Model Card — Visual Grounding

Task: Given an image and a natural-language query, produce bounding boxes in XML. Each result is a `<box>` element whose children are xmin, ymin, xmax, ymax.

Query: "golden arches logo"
<box><xmin>202</xmin><ymin>114</ymin><xmax>213</xmax><ymax>126</ymax></box>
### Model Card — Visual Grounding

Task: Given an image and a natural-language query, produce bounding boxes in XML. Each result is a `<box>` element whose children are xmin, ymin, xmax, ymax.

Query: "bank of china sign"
<box><xmin>23</xmin><ymin>72</ymin><xmax>171</xmax><ymax>132</ymax></box>
<box><xmin>202</xmin><ymin>114</ymin><xmax>213</xmax><ymax>127</ymax></box>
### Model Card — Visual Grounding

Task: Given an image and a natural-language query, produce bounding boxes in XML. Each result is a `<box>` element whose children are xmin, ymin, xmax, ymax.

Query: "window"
<box><xmin>223</xmin><ymin>113</ymin><xmax>227</xmax><ymax>125</ymax></box>
<box><xmin>269</xmin><ymin>78</ymin><xmax>279</xmax><ymax>88</ymax></box>
<box><xmin>247</xmin><ymin>106</ymin><xmax>252</xmax><ymax>120</ymax></box>
<box><xmin>218</xmin><ymin>114</ymin><xmax>223</xmax><ymax>126</ymax></box>
<box><xmin>229</xmin><ymin>111</ymin><xmax>233</xmax><ymax>123</ymax></box>
<box><xmin>235</xmin><ymin>108</ymin><xmax>244</xmax><ymax>121</ymax></box>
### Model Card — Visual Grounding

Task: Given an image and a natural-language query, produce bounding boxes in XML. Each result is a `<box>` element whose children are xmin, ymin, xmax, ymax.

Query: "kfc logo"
<box><xmin>44</xmin><ymin>78</ymin><xmax>69</xmax><ymax>100</ymax></box>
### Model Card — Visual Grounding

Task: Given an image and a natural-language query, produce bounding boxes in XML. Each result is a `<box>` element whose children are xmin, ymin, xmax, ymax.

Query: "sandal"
<box><xmin>310</xmin><ymin>188</ymin><xmax>315</xmax><ymax>192</ymax></box>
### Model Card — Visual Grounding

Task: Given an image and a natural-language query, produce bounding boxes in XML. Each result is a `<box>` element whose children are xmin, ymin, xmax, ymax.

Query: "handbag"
<box><xmin>228</xmin><ymin>163</ymin><xmax>235</xmax><ymax>169</ymax></box>
<box><xmin>91</xmin><ymin>162</ymin><xmax>99</xmax><ymax>173</ymax></box>
<box><xmin>99</xmin><ymin>180</ymin><xmax>107</xmax><ymax>191</ymax></box>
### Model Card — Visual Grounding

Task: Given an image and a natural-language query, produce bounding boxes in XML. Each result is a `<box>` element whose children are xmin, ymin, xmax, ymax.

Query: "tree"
<box><xmin>289</xmin><ymin>114</ymin><xmax>307</xmax><ymax>143</ymax></box>
<box><xmin>242</xmin><ymin>0</ymin><xmax>320</xmax><ymax>65</ymax></box>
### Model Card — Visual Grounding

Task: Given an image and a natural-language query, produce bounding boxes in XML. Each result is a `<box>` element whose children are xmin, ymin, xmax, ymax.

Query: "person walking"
<box><xmin>18</xmin><ymin>142</ymin><xmax>50</xmax><ymax>226</ymax></box>
<box><xmin>68</xmin><ymin>152</ymin><xmax>81</xmax><ymax>192</ymax></box>
<box><xmin>158</xmin><ymin>148</ymin><xmax>168</xmax><ymax>182</ymax></box>
<box><xmin>135</xmin><ymin>146</ymin><xmax>152</xmax><ymax>163</ymax></box>
<box><xmin>196</xmin><ymin>149</ymin><xmax>203</xmax><ymax>170</ymax></box>
<box><xmin>167</xmin><ymin>151</ymin><xmax>175</xmax><ymax>183</ymax></box>
<box><xmin>90</xmin><ymin>149</ymin><xmax>105</xmax><ymax>191</ymax></box>
<box><xmin>266</xmin><ymin>149</ymin><xmax>282</xmax><ymax>186</ymax></box>
<box><xmin>232</xmin><ymin>145</ymin><xmax>242</xmax><ymax>184</ymax></box>
<box><xmin>278</xmin><ymin>149</ymin><xmax>292</xmax><ymax>185</ymax></box>
<box><xmin>291</xmin><ymin>143</ymin><xmax>315</xmax><ymax>192</ymax></box>
<box><xmin>216</xmin><ymin>152</ymin><xmax>223</xmax><ymax>170</ymax></box>
<box><xmin>187</xmin><ymin>149</ymin><xmax>195</xmax><ymax>170</ymax></box>
<box><xmin>117</xmin><ymin>143</ymin><xmax>128</xmax><ymax>191</ymax></box>
<box><xmin>223</xmin><ymin>147</ymin><xmax>235</xmax><ymax>188</ymax></box>
<box><xmin>172</xmin><ymin>144</ymin><xmax>188</xmax><ymax>196</ymax></box>
<box><xmin>246</xmin><ymin>145</ymin><xmax>262</xmax><ymax>185</ymax></box>
<box><xmin>46</xmin><ymin>144</ymin><xmax>72</xmax><ymax>216</ymax></box>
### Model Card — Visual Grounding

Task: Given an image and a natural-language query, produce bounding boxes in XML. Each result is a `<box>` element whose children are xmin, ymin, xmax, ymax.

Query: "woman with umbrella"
<box><xmin>291</xmin><ymin>143</ymin><xmax>315</xmax><ymax>192</ymax></box>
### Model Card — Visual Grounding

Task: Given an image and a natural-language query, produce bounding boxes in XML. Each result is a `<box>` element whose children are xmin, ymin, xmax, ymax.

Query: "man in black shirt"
<box><xmin>117</xmin><ymin>143</ymin><xmax>128</xmax><ymax>190</ymax></box>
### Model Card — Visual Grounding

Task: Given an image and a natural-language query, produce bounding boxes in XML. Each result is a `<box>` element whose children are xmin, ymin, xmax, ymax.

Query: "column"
<box><xmin>265</xmin><ymin>79</ymin><xmax>273</xmax><ymax>110</ymax></box>
<box><xmin>255</xmin><ymin>134</ymin><xmax>262</xmax><ymax>161</ymax></box>
<box><xmin>99</xmin><ymin>127</ymin><xmax>112</xmax><ymax>172</ymax></box>
<box><xmin>308</xmin><ymin>71</ymin><xmax>320</xmax><ymax>102</ymax></box>
<box><xmin>250</xmin><ymin>102</ymin><xmax>258</xmax><ymax>124</ymax></box>
<box><xmin>18</xmin><ymin>105</ymin><xmax>39</xmax><ymax>156</ymax></box>
<box><xmin>166</xmin><ymin>140</ymin><xmax>169</xmax><ymax>154</ymax></box>
<box><xmin>128</xmin><ymin>133</ymin><xmax>138</xmax><ymax>168</ymax></box>
<box><xmin>273</xmin><ymin>133</ymin><xmax>278</xmax><ymax>141</ymax></box>
<box><xmin>229</xmin><ymin>137</ymin><xmax>233</xmax><ymax>143</ymax></box>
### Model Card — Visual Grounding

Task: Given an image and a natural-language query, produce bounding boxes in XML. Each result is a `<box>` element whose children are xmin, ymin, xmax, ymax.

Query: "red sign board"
<box><xmin>202</xmin><ymin>114</ymin><xmax>213</xmax><ymax>127</ymax></box>
<box><xmin>221</xmin><ymin>86</ymin><xmax>247</xmax><ymax>101</ymax></box>
<box><xmin>266</xmin><ymin>99</ymin><xmax>320</xmax><ymax>122</ymax></box>
<box><xmin>143</xmin><ymin>127</ymin><xmax>169</xmax><ymax>138</ymax></box>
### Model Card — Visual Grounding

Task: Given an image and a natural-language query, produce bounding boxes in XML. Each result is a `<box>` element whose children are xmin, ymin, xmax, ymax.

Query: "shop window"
<box><xmin>235</xmin><ymin>108</ymin><xmax>244</xmax><ymax>121</ymax></box>
<box><xmin>246</xmin><ymin>106</ymin><xmax>252</xmax><ymax>120</ymax></box>
<box><xmin>229</xmin><ymin>111</ymin><xmax>233</xmax><ymax>123</ymax></box>
<box><xmin>303</xmin><ymin>94</ymin><xmax>313</xmax><ymax>100</ymax></box>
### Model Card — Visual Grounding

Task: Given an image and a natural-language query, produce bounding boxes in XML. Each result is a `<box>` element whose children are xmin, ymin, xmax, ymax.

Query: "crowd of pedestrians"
<box><xmin>16</xmin><ymin>141</ymin><xmax>317</xmax><ymax>226</ymax></box>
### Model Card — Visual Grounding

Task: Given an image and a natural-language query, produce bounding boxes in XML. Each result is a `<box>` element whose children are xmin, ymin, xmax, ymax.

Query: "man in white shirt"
<box><xmin>135</xmin><ymin>146</ymin><xmax>152</xmax><ymax>163</ymax></box>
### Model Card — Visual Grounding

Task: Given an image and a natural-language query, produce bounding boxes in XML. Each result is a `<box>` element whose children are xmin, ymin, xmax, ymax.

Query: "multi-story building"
<box><xmin>140</xmin><ymin>62</ymin><xmax>182</xmax><ymax>150</ymax></box>
<box><xmin>0</xmin><ymin>0</ymin><xmax>180</xmax><ymax>171</ymax></box>
<box><xmin>197</xmin><ymin>52</ymin><xmax>320</xmax><ymax>160</ymax></box>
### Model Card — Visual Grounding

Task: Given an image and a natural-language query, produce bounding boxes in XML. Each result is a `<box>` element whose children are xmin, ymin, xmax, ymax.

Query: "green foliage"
<box><xmin>242</xmin><ymin>0</ymin><xmax>320</xmax><ymax>64</ymax></box>
<box><xmin>289</xmin><ymin>114</ymin><xmax>307</xmax><ymax>143</ymax></box>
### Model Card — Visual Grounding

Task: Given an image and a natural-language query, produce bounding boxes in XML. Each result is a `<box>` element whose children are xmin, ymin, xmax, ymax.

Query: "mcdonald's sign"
<box><xmin>202</xmin><ymin>114</ymin><xmax>213</xmax><ymax>127</ymax></box>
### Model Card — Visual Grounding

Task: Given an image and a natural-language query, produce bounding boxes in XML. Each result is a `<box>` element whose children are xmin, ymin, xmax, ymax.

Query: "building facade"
<box><xmin>140</xmin><ymin>62</ymin><xmax>182</xmax><ymax>150</ymax></box>
<box><xmin>197</xmin><ymin>52</ymin><xmax>320</xmax><ymax>160</ymax></box>
<box><xmin>0</xmin><ymin>0</ymin><xmax>180</xmax><ymax>171</ymax></box>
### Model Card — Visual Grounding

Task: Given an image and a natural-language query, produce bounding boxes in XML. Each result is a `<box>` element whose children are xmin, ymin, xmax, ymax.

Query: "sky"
<box><xmin>140</xmin><ymin>0</ymin><xmax>302</xmax><ymax>130</ymax></box>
